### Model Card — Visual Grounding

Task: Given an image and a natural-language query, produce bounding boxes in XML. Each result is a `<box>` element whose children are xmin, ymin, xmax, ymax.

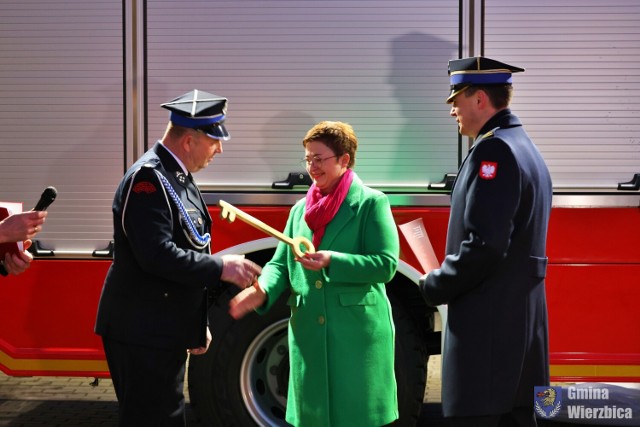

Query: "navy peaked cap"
<box><xmin>161</xmin><ymin>89</ymin><xmax>230</xmax><ymax>140</ymax></box>
<box><xmin>446</xmin><ymin>57</ymin><xmax>524</xmax><ymax>103</ymax></box>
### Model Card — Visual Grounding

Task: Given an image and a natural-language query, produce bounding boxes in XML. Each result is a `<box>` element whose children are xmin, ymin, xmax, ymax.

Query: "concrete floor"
<box><xmin>0</xmin><ymin>355</ymin><xmax>443</xmax><ymax>426</ymax></box>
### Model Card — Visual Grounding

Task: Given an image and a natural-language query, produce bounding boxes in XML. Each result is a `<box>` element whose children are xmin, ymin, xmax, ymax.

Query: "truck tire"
<box><xmin>388</xmin><ymin>291</ymin><xmax>429</xmax><ymax>426</ymax></box>
<box><xmin>188</xmin><ymin>282</ymin><xmax>427</xmax><ymax>426</ymax></box>
<box><xmin>188</xmin><ymin>286</ymin><xmax>291</xmax><ymax>427</ymax></box>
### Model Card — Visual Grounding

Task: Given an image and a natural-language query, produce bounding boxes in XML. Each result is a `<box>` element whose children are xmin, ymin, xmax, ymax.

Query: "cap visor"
<box><xmin>202</xmin><ymin>123</ymin><xmax>230</xmax><ymax>141</ymax></box>
<box><xmin>446</xmin><ymin>85</ymin><xmax>470</xmax><ymax>103</ymax></box>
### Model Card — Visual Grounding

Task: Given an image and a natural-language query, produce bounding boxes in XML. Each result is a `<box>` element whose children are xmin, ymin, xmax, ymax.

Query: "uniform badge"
<box><xmin>176</xmin><ymin>171</ymin><xmax>187</xmax><ymax>185</ymax></box>
<box><xmin>132</xmin><ymin>181</ymin><xmax>156</xmax><ymax>194</ymax></box>
<box><xmin>479</xmin><ymin>161</ymin><xmax>498</xmax><ymax>180</ymax></box>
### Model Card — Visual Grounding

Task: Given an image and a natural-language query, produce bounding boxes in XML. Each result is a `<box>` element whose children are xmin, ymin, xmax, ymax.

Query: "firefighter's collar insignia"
<box><xmin>473</xmin><ymin>127</ymin><xmax>500</xmax><ymax>146</ymax></box>
<box><xmin>175</xmin><ymin>171</ymin><xmax>187</xmax><ymax>185</ymax></box>
<box><xmin>482</xmin><ymin>130</ymin><xmax>495</xmax><ymax>139</ymax></box>
<box><xmin>480</xmin><ymin>127</ymin><xmax>499</xmax><ymax>140</ymax></box>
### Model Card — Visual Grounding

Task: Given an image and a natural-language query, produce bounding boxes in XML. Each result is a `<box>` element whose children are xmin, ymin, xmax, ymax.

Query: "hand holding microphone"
<box><xmin>0</xmin><ymin>186</ymin><xmax>56</xmax><ymax>243</ymax></box>
<box><xmin>0</xmin><ymin>186</ymin><xmax>56</xmax><ymax>275</ymax></box>
<box><xmin>27</xmin><ymin>186</ymin><xmax>57</xmax><ymax>237</ymax></box>
<box><xmin>33</xmin><ymin>186</ymin><xmax>57</xmax><ymax>211</ymax></box>
<box><xmin>16</xmin><ymin>186</ymin><xmax>57</xmax><ymax>239</ymax></box>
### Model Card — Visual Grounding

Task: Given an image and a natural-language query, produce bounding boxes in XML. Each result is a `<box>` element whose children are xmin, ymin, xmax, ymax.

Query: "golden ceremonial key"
<box><xmin>218</xmin><ymin>200</ymin><xmax>315</xmax><ymax>258</ymax></box>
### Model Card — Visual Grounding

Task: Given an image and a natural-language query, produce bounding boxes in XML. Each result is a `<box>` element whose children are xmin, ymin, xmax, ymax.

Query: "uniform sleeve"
<box><xmin>420</xmin><ymin>138</ymin><xmax>520</xmax><ymax>305</ymax></box>
<box><xmin>326</xmin><ymin>193</ymin><xmax>399</xmax><ymax>284</ymax></box>
<box><xmin>120</xmin><ymin>166</ymin><xmax>223</xmax><ymax>287</ymax></box>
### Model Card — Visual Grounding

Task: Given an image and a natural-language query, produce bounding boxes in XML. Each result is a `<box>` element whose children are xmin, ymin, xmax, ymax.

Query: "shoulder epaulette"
<box><xmin>481</xmin><ymin>127</ymin><xmax>500</xmax><ymax>140</ymax></box>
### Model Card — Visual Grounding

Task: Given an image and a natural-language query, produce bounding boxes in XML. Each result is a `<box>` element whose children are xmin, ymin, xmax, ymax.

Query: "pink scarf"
<box><xmin>304</xmin><ymin>168</ymin><xmax>354</xmax><ymax>248</ymax></box>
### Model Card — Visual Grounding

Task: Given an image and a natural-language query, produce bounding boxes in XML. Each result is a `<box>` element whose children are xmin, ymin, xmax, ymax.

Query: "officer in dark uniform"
<box><xmin>419</xmin><ymin>58</ymin><xmax>553</xmax><ymax>426</ymax></box>
<box><xmin>95</xmin><ymin>90</ymin><xmax>262</xmax><ymax>426</ymax></box>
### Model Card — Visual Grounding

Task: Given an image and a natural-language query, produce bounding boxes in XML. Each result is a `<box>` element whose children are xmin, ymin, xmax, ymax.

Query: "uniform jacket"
<box><xmin>258</xmin><ymin>173</ymin><xmax>400</xmax><ymax>427</ymax></box>
<box><xmin>419</xmin><ymin>109</ymin><xmax>553</xmax><ymax>417</ymax></box>
<box><xmin>95</xmin><ymin>142</ymin><xmax>223</xmax><ymax>350</ymax></box>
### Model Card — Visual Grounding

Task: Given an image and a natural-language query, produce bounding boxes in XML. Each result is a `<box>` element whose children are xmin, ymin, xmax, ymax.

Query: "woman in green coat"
<box><xmin>230</xmin><ymin>121</ymin><xmax>400</xmax><ymax>426</ymax></box>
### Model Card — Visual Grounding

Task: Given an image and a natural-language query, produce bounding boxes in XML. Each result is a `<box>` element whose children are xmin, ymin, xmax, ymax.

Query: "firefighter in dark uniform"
<box><xmin>419</xmin><ymin>58</ymin><xmax>553</xmax><ymax>427</ymax></box>
<box><xmin>95</xmin><ymin>90</ymin><xmax>262</xmax><ymax>426</ymax></box>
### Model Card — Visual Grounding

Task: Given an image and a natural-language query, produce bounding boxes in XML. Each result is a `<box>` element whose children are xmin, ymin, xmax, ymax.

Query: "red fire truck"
<box><xmin>0</xmin><ymin>1</ymin><xmax>638</xmax><ymax>426</ymax></box>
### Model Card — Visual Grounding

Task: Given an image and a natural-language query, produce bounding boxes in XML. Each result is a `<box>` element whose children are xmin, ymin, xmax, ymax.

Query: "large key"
<box><xmin>218</xmin><ymin>200</ymin><xmax>315</xmax><ymax>258</ymax></box>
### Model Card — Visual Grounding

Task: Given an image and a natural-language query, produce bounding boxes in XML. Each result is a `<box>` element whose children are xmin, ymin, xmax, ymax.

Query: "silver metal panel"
<box><xmin>484</xmin><ymin>0</ymin><xmax>640</xmax><ymax>189</ymax></box>
<box><xmin>0</xmin><ymin>0</ymin><xmax>125</xmax><ymax>253</ymax></box>
<box><xmin>552</xmin><ymin>193</ymin><xmax>640</xmax><ymax>208</ymax></box>
<box><xmin>145</xmin><ymin>1</ymin><xmax>460</xmax><ymax>188</ymax></box>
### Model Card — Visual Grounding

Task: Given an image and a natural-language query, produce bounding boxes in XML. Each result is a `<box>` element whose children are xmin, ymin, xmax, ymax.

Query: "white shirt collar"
<box><xmin>159</xmin><ymin>141</ymin><xmax>188</xmax><ymax>175</ymax></box>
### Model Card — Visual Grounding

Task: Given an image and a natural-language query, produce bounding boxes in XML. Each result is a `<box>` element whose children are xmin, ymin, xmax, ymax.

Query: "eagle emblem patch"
<box><xmin>479</xmin><ymin>161</ymin><xmax>498</xmax><ymax>180</ymax></box>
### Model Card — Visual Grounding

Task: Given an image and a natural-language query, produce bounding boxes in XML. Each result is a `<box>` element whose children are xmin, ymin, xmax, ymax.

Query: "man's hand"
<box><xmin>188</xmin><ymin>326</ymin><xmax>212</xmax><ymax>356</ymax></box>
<box><xmin>4</xmin><ymin>240</ymin><xmax>34</xmax><ymax>275</ymax></box>
<box><xmin>0</xmin><ymin>211</ymin><xmax>47</xmax><ymax>244</ymax></box>
<box><xmin>220</xmin><ymin>254</ymin><xmax>262</xmax><ymax>289</ymax></box>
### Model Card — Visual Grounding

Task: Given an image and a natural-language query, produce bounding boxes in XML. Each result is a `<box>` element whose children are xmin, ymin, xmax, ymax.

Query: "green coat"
<box><xmin>257</xmin><ymin>174</ymin><xmax>400</xmax><ymax>427</ymax></box>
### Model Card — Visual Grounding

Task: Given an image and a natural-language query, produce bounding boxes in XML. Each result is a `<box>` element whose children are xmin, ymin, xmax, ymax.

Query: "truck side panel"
<box><xmin>1</xmin><ymin>204</ymin><xmax>638</xmax><ymax>382</ymax></box>
<box><xmin>546</xmin><ymin>206</ymin><xmax>640</xmax><ymax>382</ymax></box>
<box><xmin>0</xmin><ymin>260</ymin><xmax>110</xmax><ymax>377</ymax></box>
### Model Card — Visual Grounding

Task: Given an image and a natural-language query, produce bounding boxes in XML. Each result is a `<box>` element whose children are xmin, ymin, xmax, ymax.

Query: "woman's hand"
<box><xmin>229</xmin><ymin>281</ymin><xmax>267</xmax><ymax>319</ymax></box>
<box><xmin>296</xmin><ymin>250</ymin><xmax>331</xmax><ymax>271</ymax></box>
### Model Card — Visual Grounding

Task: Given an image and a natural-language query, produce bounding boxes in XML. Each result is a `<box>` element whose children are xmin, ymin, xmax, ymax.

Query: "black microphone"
<box><xmin>33</xmin><ymin>186</ymin><xmax>57</xmax><ymax>211</ymax></box>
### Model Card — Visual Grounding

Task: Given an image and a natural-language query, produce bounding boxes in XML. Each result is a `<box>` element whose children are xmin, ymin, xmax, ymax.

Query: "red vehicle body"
<box><xmin>2</xmin><ymin>195</ymin><xmax>638</xmax><ymax>381</ymax></box>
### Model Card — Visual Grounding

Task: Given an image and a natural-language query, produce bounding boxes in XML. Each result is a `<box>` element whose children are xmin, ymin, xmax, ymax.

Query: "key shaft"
<box><xmin>219</xmin><ymin>200</ymin><xmax>315</xmax><ymax>258</ymax></box>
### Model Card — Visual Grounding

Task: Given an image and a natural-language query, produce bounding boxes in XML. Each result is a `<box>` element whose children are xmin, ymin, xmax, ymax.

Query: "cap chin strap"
<box><xmin>154</xmin><ymin>170</ymin><xmax>211</xmax><ymax>249</ymax></box>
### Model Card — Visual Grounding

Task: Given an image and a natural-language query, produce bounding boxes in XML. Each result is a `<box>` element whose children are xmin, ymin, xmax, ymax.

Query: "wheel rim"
<box><xmin>239</xmin><ymin>318</ymin><xmax>290</xmax><ymax>426</ymax></box>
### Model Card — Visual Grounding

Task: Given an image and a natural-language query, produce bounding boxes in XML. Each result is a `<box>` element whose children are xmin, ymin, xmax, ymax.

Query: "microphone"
<box><xmin>33</xmin><ymin>186</ymin><xmax>57</xmax><ymax>211</ymax></box>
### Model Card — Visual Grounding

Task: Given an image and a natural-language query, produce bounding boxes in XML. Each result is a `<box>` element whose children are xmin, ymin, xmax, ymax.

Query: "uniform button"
<box><xmin>318</xmin><ymin>316</ymin><xmax>325</xmax><ymax>325</ymax></box>
<box><xmin>315</xmin><ymin>280</ymin><xmax>323</xmax><ymax>289</ymax></box>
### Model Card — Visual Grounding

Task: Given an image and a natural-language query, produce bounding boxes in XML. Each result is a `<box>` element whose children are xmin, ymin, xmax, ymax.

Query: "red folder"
<box><xmin>0</xmin><ymin>202</ymin><xmax>24</xmax><ymax>258</ymax></box>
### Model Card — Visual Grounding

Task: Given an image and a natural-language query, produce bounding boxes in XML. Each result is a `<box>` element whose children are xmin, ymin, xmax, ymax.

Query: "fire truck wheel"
<box><xmin>188</xmin><ymin>287</ymin><xmax>291</xmax><ymax>427</ymax></box>
<box><xmin>188</xmin><ymin>287</ymin><xmax>427</xmax><ymax>427</ymax></box>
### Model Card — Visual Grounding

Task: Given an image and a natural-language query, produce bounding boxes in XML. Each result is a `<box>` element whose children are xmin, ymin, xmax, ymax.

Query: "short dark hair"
<box><xmin>302</xmin><ymin>121</ymin><xmax>357</xmax><ymax>168</ymax></box>
<box><xmin>466</xmin><ymin>84</ymin><xmax>513</xmax><ymax>110</ymax></box>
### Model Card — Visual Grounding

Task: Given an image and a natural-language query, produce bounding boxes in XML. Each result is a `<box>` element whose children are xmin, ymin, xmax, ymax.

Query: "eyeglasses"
<box><xmin>300</xmin><ymin>155</ymin><xmax>337</xmax><ymax>168</ymax></box>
